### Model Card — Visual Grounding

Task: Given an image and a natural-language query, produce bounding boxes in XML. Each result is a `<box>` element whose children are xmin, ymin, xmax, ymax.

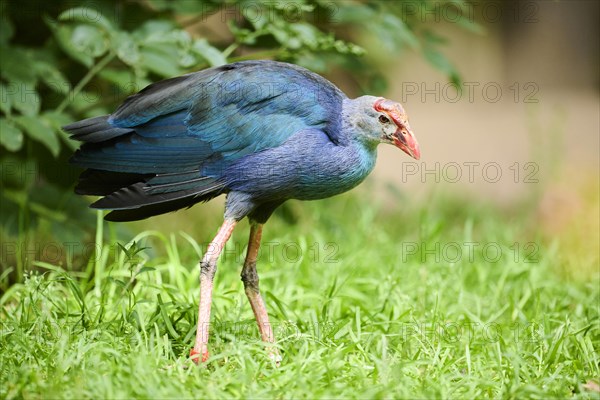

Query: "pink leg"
<box><xmin>241</xmin><ymin>222</ymin><xmax>281</xmax><ymax>364</ymax></box>
<box><xmin>190</xmin><ymin>218</ymin><xmax>237</xmax><ymax>364</ymax></box>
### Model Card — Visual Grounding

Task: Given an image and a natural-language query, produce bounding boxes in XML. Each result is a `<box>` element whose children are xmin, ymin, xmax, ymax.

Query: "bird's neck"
<box><xmin>340</xmin><ymin>98</ymin><xmax>380</xmax><ymax>152</ymax></box>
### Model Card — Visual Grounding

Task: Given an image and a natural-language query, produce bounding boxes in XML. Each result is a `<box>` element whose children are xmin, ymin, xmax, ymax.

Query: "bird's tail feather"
<box><xmin>104</xmin><ymin>195</ymin><xmax>211</xmax><ymax>222</ymax></box>
<box><xmin>75</xmin><ymin>169</ymin><xmax>153</xmax><ymax>196</ymax></box>
<box><xmin>91</xmin><ymin>179</ymin><xmax>225</xmax><ymax>211</ymax></box>
<box><xmin>63</xmin><ymin>115</ymin><xmax>133</xmax><ymax>143</ymax></box>
<box><xmin>65</xmin><ymin>116</ymin><xmax>227</xmax><ymax>221</ymax></box>
<box><xmin>74</xmin><ymin>169</ymin><xmax>225</xmax><ymax>222</ymax></box>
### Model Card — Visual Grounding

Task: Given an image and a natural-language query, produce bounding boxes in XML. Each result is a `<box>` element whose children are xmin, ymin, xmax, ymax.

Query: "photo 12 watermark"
<box><xmin>0</xmin><ymin>239</ymin><xmax>341</xmax><ymax>267</ymax></box>
<box><xmin>401</xmin><ymin>81</ymin><xmax>540</xmax><ymax>104</ymax></box>
<box><xmin>400</xmin><ymin>161</ymin><xmax>540</xmax><ymax>184</ymax></box>
<box><xmin>401</xmin><ymin>241</ymin><xmax>540</xmax><ymax>264</ymax></box>
<box><xmin>398</xmin><ymin>1</ymin><xmax>540</xmax><ymax>24</ymax></box>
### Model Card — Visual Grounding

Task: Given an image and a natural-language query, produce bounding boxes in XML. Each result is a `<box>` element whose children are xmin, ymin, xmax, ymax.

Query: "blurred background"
<box><xmin>1</xmin><ymin>0</ymin><xmax>598</xmax><ymax>286</ymax></box>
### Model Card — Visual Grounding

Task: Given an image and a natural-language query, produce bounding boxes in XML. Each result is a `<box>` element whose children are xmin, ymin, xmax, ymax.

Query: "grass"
<box><xmin>1</xmin><ymin>190</ymin><xmax>599</xmax><ymax>399</ymax></box>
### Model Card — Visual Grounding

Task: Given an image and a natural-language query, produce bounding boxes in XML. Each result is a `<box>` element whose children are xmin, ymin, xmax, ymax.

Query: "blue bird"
<box><xmin>65</xmin><ymin>60</ymin><xmax>420</xmax><ymax>364</ymax></box>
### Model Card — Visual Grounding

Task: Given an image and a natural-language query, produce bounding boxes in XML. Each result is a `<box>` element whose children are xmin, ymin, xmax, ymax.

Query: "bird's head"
<box><xmin>348</xmin><ymin>96</ymin><xmax>420</xmax><ymax>160</ymax></box>
<box><xmin>373</xmin><ymin>98</ymin><xmax>420</xmax><ymax>160</ymax></box>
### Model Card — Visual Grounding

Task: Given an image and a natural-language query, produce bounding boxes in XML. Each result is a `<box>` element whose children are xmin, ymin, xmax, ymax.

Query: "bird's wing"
<box><xmin>106</xmin><ymin>60</ymin><xmax>346</xmax><ymax>162</ymax></box>
<box><xmin>65</xmin><ymin>61</ymin><xmax>346</xmax><ymax>219</ymax></box>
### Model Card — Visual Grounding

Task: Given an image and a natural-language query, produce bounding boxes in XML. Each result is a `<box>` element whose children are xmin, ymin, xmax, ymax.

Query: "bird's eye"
<box><xmin>378</xmin><ymin>115</ymin><xmax>390</xmax><ymax>124</ymax></box>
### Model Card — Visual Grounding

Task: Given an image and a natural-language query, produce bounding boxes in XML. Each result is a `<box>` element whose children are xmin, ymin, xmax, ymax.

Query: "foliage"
<box><xmin>0</xmin><ymin>193</ymin><xmax>598</xmax><ymax>398</ymax></box>
<box><xmin>0</xmin><ymin>0</ymin><xmax>479</xmax><ymax>272</ymax></box>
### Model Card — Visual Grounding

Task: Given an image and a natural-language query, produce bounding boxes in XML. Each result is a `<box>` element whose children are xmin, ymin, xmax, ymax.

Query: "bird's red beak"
<box><xmin>374</xmin><ymin>98</ymin><xmax>421</xmax><ymax>160</ymax></box>
<box><xmin>393</xmin><ymin>123</ymin><xmax>420</xmax><ymax>160</ymax></box>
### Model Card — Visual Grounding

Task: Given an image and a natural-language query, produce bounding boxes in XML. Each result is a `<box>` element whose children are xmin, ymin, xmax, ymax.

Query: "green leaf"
<box><xmin>227</xmin><ymin>21</ymin><xmax>257</xmax><ymax>45</ymax></box>
<box><xmin>444</xmin><ymin>1</ymin><xmax>485</xmax><ymax>35</ymax></box>
<box><xmin>42</xmin><ymin>112</ymin><xmax>79</xmax><ymax>151</ymax></box>
<box><xmin>380</xmin><ymin>14</ymin><xmax>419</xmax><ymax>50</ymax></box>
<box><xmin>137</xmin><ymin>266</ymin><xmax>156</xmax><ymax>275</ymax></box>
<box><xmin>139</xmin><ymin>44</ymin><xmax>181</xmax><ymax>77</ymax></box>
<box><xmin>0</xmin><ymin>83</ymin><xmax>12</xmax><ymax>115</ymax></box>
<box><xmin>6</xmin><ymin>81</ymin><xmax>40</xmax><ymax>116</ymax></box>
<box><xmin>149</xmin><ymin>0</ymin><xmax>209</xmax><ymax>14</ymax></box>
<box><xmin>295</xmin><ymin>53</ymin><xmax>328</xmax><ymax>72</ymax></box>
<box><xmin>0</xmin><ymin>17</ymin><xmax>14</xmax><ymax>45</ymax></box>
<box><xmin>34</xmin><ymin>62</ymin><xmax>70</xmax><ymax>94</ymax></box>
<box><xmin>133</xmin><ymin>20</ymin><xmax>176</xmax><ymax>41</ymax></box>
<box><xmin>290</xmin><ymin>23</ymin><xmax>320</xmax><ymax>47</ymax></box>
<box><xmin>422</xmin><ymin>30</ymin><xmax>449</xmax><ymax>45</ymax></box>
<box><xmin>1</xmin><ymin>188</ymin><xmax>28</xmax><ymax>207</ymax></box>
<box><xmin>45</xmin><ymin>17</ymin><xmax>93</xmax><ymax>67</ymax></box>
<box><xmin>424</xmin><ymin>47</ymin><xmax>461</xmax><ymax>85</ymax></box>
<box><xmin>13</xmin><ymin>115</ymin><xmax>60</xmax><ymax>157</ymax></box>
<box><xmin>0</xmin><ymin>118</ymin><xmax>24</xmax><ymax>151</ymax></box>
<box><xmin>157</xmin><ymin>294</ymin><xmax>180</xmax><ymax>339</ymax></box>
<box><xmin>158</xmin><ymin>29</ymin><xmax>191</xmax><ymax>46</ymax></box>
<box><xmin>269</xmin><ymin>25</ymin><xmax>289</xmax><ymax>46</ymax></box>
<box><xmin>0</xmin><ymin>46</ymin><xmax>37</xmax><ymax>83</ymax></box>
<box><xmin>29</xmin><ymin>201</ymin><xmax>67</xmax><ymax>222</ymax></box>
<box><xmin>113</xmin><ymin>32</ymin><xmax>140</xmax><ymax>66</ymax></box>
<box><xmin>98</xmin><ymin>69</ymin><xmax>150</xmax><ymax>93</ymax></box>
<box><xmin>58</xmin><ymin>7</ymin><xmax>114</xmax><ymax>31</ymax></box>
<box><xmin>456</xmin><ymin>18</ymin><xmax>485</xmax><ymax>35</ymax></box>
<box><xmin>109</xmin><ymin>278</ymin><xmax>127</xmax><ymax>289</ymax></box>
<box><xmin>192</xmin><ymin>39</ymin><xmax>226</xmax><ymax>67</ymax></box>
<box><xmin>69</xmin><ymin>91</ymin><xmax>103</xmax><ymax>114</ymax></box>
<box><xmin>42</xmin><ymin>111</ymin><xmax>72</xmax><ymax>129</ymax></box>
<box><xmin>71</xmin><ymin>24</ymin><xmax>109</xmax><ymax>58</ymax></box>
<box><xmin>145</xmin><ymin>0</ymin><xmax>173</xmax><ymax>11</ymax></box>
<box><xmin>335</xmin><ymin>4</ymin><xmax>376</xmax><ymax>23</ymax></box>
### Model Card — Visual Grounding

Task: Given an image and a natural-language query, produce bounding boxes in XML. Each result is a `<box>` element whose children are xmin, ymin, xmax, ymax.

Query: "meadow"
<box><xmin>1</xmin><ymin>187</ymin><xmax>598</xmax><ymax>399</ymax></box>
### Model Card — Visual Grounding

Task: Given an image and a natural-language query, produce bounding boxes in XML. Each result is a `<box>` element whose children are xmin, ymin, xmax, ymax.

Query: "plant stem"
<box><xmin>222</xmin><ymin>43</ymin><xmax>238</xmax><ymax>59</ymax></box>
<box><xmin>56</xmin><ymin>51</ymin><xmax>116</xmax><ymax>114</ymax></box>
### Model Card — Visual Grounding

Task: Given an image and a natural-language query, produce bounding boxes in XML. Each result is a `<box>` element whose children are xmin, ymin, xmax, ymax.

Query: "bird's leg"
<box><xmin>190</xmin><ymin>218</ymin><xmax>237</xmax><ymax>364</ymax></box>
<box><xmin>241</xmin><ymin>222</ymin><xmax>281</xmax><ymax>365</ymax></box>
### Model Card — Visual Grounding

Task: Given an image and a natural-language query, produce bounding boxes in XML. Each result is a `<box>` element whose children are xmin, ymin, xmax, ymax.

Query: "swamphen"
<box><xmin>65</xmin><ymin>60</ymin><xmax>420</xmax><ymax>364</ymax></box>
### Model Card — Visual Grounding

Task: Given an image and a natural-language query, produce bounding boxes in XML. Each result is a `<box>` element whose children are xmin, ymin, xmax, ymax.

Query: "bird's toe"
<box><xmin>190</xmin><ymin>347</ymin><xmax>210</xmax><ymax>365</ymax></box>
<box><xmin>268</xmin><ymin>350</ymin><xmax>282</xmax><ymax>367</ymax></box>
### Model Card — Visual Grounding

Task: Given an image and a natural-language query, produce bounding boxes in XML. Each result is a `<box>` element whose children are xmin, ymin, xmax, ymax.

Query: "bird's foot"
<box><xmin>190</xmin><ymin>347</ymin><xmax>209</xmax><ymax>365</ymax></box>
<box><xmin>268</xmin><ymin>348</ymin><xmax>282</xmax><ymax>367</ymax></box>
